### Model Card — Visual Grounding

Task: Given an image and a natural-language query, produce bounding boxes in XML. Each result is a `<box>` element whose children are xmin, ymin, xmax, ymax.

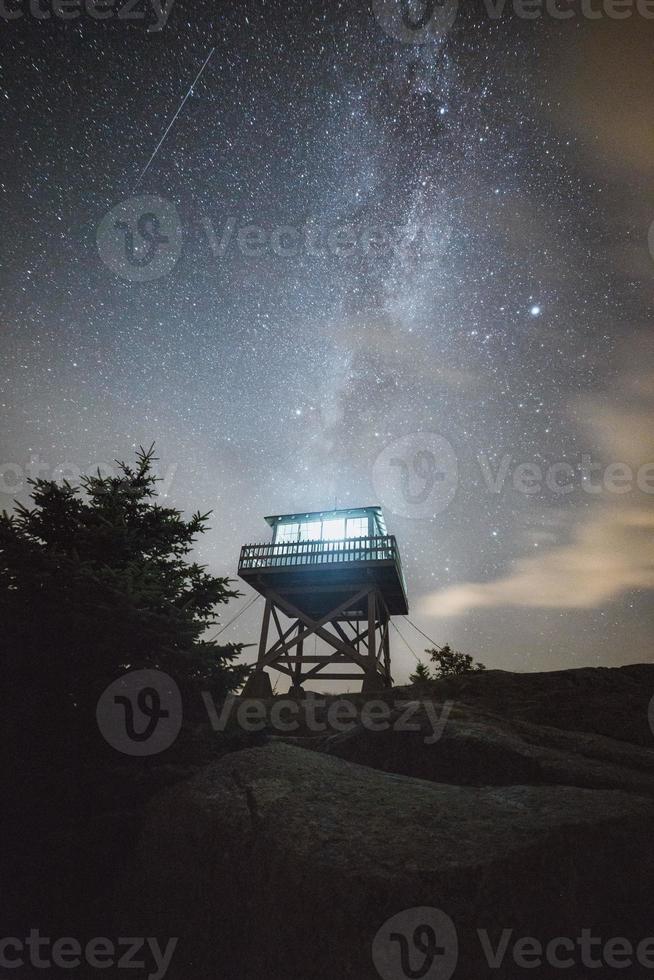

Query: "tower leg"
<box><xmin>382</xmin><ymin>612</ymin><xmax>391</xmax><ymax>686</ymax></box>
<box><xmin>290</xmin><ymin>622</ymin><xmax>305</xmax><ymax>696</ymax></box>
<box><xmin>242</xmin><ymin>599</ymin><xmax>274</xmax><ymax>697</ymax></box>
<box><xmin>362</xmin><ymin>590</ymin><xmax>383</xmax><ymax>693</ymax></box>
<box><xmin>243</xmin><ymin>585</ymin><xmax>394</xmax><ymax>695</ymax></box>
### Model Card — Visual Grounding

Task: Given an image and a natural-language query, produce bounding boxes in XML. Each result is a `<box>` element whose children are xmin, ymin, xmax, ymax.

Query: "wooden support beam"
<box><xmin>275</xmin><ymin>585</ymin><xmax>372</xmax><ymax>638</ymax></box>
<box><xmin>270</xmin><ymin>605</ymin><xmax>292</xmax><ymax>670</ymax></box>
<box><xmin>293</xmin><ymin>621</ymin><xmax>304</xmax><ymax>689</ymax></box>
<box><xmin>333</xmin><ymin>621</ymin><xmax>354</xmax><ymax>648</ymax></box>
<box><xmin>267</xmin><ymin>583</ymin><xmax>377</xmax><ymax>595</ymax></box>
<box><xmin>274</xmin><ymin>655</ymin><xmax>350</xmax><ymax>664</ymax></box>
<box><xmin>383</xmin><ymin>618</ymin><xmax>391</xmax><ymax>681</ymax></box>
<box><xmin>258</xmin><ymin>587</ymin><xmax>373</xmax><ymax>668</ymax></box>
<box><xmin>367</xmin><ymin>590</ymin><xmax>376</xmax><ymax>670</ymax></box>
<box><xmin>247</xmin><ymin>567</ymin><xmax>394</xmax><ymax>693</ymax></box>
<box><xmin>303</xmin><ymin>673</ymin><xmax>365</xmax><ymax>681</ymax></box>
<box><xmin>265</xmin><ymin>615</ymin><xmax>302</xmax><ymax>660</ymax></box>
<box><xmin>257</xmin><ymin>599</ymin><xmax>272</xmax><ymax>664</ymax></box>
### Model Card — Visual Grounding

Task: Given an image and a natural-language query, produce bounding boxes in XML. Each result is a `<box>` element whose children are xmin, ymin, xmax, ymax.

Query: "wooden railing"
<box><xmin>239</xmin><ymin>535</ymin><xmax>403</xmax><ymax>576</ymax></box>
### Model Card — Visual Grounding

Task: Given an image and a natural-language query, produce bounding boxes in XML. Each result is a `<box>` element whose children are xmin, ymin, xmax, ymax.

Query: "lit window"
<box><xmin>321</xmin><ymin>518</ymin><xmax>346</xmax><ymax>540</ymax></box>
<box><xmin>276</xmin><ymin>523</ymin><xmax>299</xmax><ymax>543</ymax></box>
<box><xmin>346</xmin><ymin>517</ymin><xmax>368</xmax><ymax>538</ymax></box>
<box><xmin>299</xmin><ymin>521</ymin><xmax>322</xmax><ymax>541</ymax></box>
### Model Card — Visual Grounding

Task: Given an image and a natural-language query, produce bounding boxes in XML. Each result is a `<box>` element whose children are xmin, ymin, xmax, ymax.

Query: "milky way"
<box><xmin>2</xmin><ymin>1</ymin><xmax>653</xmax><ymax>683</ymax></box>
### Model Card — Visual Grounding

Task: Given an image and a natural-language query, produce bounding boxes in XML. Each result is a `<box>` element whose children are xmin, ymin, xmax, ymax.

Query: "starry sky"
<box><xmin>2</xmin><ymin>0</ymin><xmax>653</xmax><ymax>686</ymax></box>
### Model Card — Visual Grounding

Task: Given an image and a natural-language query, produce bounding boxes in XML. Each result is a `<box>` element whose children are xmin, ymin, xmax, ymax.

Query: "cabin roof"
<box><xmin>264</xmin><ymin>505</ymin><xmax>384</xmax><ymax>527</ymax></box>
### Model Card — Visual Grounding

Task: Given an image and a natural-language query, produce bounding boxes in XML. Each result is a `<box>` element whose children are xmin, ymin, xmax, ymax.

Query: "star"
<box><xmin>1</xmin><ymin>3</ymin><xmax>650</xmax><ymax>681</ymax></box>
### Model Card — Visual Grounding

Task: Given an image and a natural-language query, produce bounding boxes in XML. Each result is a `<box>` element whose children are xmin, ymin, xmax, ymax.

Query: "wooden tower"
<box><xmin>238</xmin><ymin>506</ymin><xmax>408</xmax><ymax>696</ymax></box>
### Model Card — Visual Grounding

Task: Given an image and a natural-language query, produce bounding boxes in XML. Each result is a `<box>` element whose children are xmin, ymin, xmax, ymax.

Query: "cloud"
<box><xmin>421</xmin><ymin>346</ymin><xmax>654</xmax><ymax>617</ymax></box>
<box><xmin>422</xmin><ymin>506</ymin><xmax>654</xmax><ymax>616</ymax></box>
<box><xmin>552</xmin><ymin>20</ymin><xmax>654</xmax><ymax>181</ymax></box>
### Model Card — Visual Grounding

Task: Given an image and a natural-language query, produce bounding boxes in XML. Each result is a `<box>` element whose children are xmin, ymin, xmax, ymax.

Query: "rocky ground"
<box><xmin>7</xmin><ymin>664</ymin><xmax>654</xmax><ymax>979</ymax></box>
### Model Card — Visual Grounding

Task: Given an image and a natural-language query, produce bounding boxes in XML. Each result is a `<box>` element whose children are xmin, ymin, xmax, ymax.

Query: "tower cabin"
<box><xmin>238</xmin><ymin>506</ymin><xmax>408</xmax><ymax>696</ymax></box>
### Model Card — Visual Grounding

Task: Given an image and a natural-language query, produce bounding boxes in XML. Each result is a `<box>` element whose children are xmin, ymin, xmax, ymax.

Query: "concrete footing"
<box><xmin>242</xmin><ymin>670</ymin><xmax>274</xmax><ymax>698</ymax></box>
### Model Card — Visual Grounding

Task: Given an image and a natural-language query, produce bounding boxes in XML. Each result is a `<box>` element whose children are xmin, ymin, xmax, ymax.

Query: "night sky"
<box><xmin>2</xmin><ymin>1</ymin><xmax>653</xmax><ymax>686</ymax></box>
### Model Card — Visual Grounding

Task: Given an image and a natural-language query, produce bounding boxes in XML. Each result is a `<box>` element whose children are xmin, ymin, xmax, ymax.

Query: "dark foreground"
<box><xmin>5</xmin><ymin>663</ymin><xmax>654</xmax><ymax>979</ymax></box>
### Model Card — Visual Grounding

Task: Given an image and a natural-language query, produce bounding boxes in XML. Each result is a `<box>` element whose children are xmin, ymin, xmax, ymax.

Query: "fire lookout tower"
<box><xmin>238</xmin><ymin>506</ymin><xmax>408</xmax><ymax>696</ymax></box>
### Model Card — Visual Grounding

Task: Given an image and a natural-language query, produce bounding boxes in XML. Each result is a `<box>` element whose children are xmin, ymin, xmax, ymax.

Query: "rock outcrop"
<box><xmin>318</xmin><ymin>702</ymin><xmax>654</xmax><ymax>796</ymax></box>
<box><xmin>122</xmin><ymin>738</ymin><xmax>654</xmax><ymax>979</ymax></box>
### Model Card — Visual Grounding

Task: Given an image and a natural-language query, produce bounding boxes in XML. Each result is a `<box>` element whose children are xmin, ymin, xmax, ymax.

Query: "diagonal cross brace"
<box><xmin>257</xmin><ymin>586</ymin><xmax>374</xmax><ymax>670</ymax></box>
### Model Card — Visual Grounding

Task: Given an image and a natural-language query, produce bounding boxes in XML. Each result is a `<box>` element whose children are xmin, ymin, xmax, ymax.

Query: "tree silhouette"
<box><xmin>409</xmin><ymin>661</ymin><xmax>432</xmax><ymax>684</ymax></box>
<box><xmin>426</xmin><ymin>644</ymin><xmax>486</xmax><ymax>679</ymax></box>
<box><xmin>0</xmin><ymin>445</ymin><xmax>247</xmax><ymax>736</ymax></box>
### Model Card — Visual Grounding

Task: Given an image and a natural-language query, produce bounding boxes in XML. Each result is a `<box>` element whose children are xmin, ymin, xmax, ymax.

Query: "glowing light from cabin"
<box><xmin>274</xmin><ymin>514</ymin><xmax>369</xmax><ymax>543</ymax></box>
